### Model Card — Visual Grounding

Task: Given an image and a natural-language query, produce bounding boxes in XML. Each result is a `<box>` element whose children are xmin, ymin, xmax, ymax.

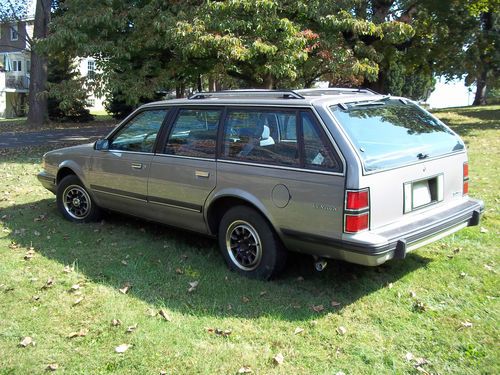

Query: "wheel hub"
<box><xmin>225</xmin><ymin>221</ymin><xmax>262</xmax><ymax>271</ymax></box>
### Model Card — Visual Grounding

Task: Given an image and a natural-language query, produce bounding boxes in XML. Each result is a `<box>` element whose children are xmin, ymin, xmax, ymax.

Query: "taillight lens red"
<box><xmin>463</xmin><ymin>162</ymin><xmax>469</xmax><ymax>196</ymax></box>
<box><xmin>346</xmin><ymin>190</ymin><xmax>369</xmax><ymax>210</ymax></box>
<box><xmin>345</xmin><ymin>214</ymin><xmax>369</xmax><ymax>233</ymax></box>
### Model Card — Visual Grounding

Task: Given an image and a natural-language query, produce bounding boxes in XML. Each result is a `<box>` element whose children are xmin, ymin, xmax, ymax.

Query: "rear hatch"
<box><xmin>330</xmin><ymin>98</ymin><xmax>469</xmax><ymax>232</ymax></box>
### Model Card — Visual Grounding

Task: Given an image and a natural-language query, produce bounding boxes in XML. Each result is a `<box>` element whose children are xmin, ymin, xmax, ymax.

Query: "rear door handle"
<box><xmin>195</xmin><ymin>170</ymin><xmax>210</xmax><ymax>178</ymax></box>
<box><xmin>131</xmin><ymin>163</ymin><xmax>143</xmax><ymax>169</ymax></box>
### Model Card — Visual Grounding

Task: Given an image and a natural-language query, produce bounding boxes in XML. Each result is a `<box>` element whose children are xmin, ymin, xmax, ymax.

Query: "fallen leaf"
<box><xmin>387</xmin><ymin>283</ymin><xmax>394</xmax><ymax>289</ymax></box>
<box><xmin>294</xmin><ymin>327</ymin><xmax>304</xmax><ymax>335</ymax></box>
<box><xmin>337</xmin><ymin>326</ymin><xmax>347</xmax><ymax>336</ymax></box>
<box><xmin>242</xmin><ymin>296</ymin><xmax>250</xmax><ymax>303</ymax></box>
<box><xmin>73</xmin><ymin>297</ymin><xmax>84</xmax><ymax>305</ymax></box>
<box><xmin>409</xmin><ymin>291</ymin><xmax>417</xmax><ymax>298</ymax></box>
<box><xmin>69</xmin><ymin>284</ymin><xmax>80</xmax><ymax>292</ymax></box>
<box><xmin>296</xmin><ymin>276</ymin><xmax>304</xmax><ymax>282</ymax></box>
<box><xmin>214</xmin><ymin>328</ymin><xmax>232</xmax><ymax>337</ymax></box>
<box><xmin>414</xmin><ymin>357</ymin><xmax>429</xmax><ymax>366</ymax></box>
<box><xmin>119</xmin><ymin>283</ymin><xmax>132</xmax><ymax>294</ymax></box>
<box><xmin>331</xmin><ymin>300</ymin><xmax>341</xmax><ymax>307</ymax></box>
<box><xmin>312</xmin><ymin>304</ymin><xmax>324</xmax><ymax>312</ymax></box>
<box><xmin>24</xmin><ymin>250</ymin><xmax>35</xmax><ymax>261</ymax></box>
<box><xmin>41</xmin><ymin>278</ymin><xmax>54</xmax><ymax>290</ymax></box>
<box><xmin>405</xmin><ymin>352</ymin><xmax>415</xmax><ymax>361</ymax></box>
<box><xmin>32</xmin><ymin>295</ymin><xmax>40</xmax><ymax>301</ymax></box>
<box><xmin>484</xmin><ymin>264</ymin><xmax>494</xmax><ymax>272</ymax></box>
<box><xmin>115</xmin><ymin>343</ymin><xmax>130</xmax><ymax>353</ymax></box>
<box><xmin>159</xmin><ymin>309</ymin><xmax>172</xmax><ymax>322</ymax></box>
<box><xmin>19</xmin><ymin>336</ymin><xmax>34</xmax><ymax>347</ymax></box>
<box><xmin>413</xmin><ymin>300</ymin><xmax>426</xmax><ymax>312</ymax></box>
<box><xmin>46</xmin><ymin>363</ymin><xmax>59</xmax><ymax>371</ymax></box>
<box><xmin>238</xmin><ymin>366</ymin><xmax>253</xmax><ymax>373</ymax></box>
<box><xmin>126</xmin><ymin>324</ymin><xmax>138</xmax><ymax>333</ymax></box>
<box><xmin>415</xmin><ymin>366</ymin><xmax>429</xmax><ymax>374</ymax></box>
<box><xmin>175</xmin><ymin>268</ymin><xmax>184</xmax><ymax>275</ymax></box>
<box><xmin>336</xmin><ymin>372</ymin><xmax>346</xmax><ymax>375</ymax></box>
<box><xmin>461</xmin><ymin>321</ymin><xmax>473</xmax><ymax>328</ymax></box>
<box><xmin>480</xmin><ymin>227</ymin><xmax>488</xmax><ymax>233</ymax></box>
<box><xmin>110</xmin><ymin>319</ymin><xmax>122</xmax><ymax>327</ymax></box>
<box><xmin>68</xmin><ymin>328</ymin><xmax>88</xmax><ymax>338</ymax></box>
<box><xmin>8</xmin><ymin>242</ymin><xmax>20</xmax><ymax>249</ymax></box>
<box><xmin>259</xmin><ymin>291</ymin><xmax>267</xmax><ymax>297</ymax></box>
<box><xmin>188</xmin><ymin>281</ymin><xmax>198</xmax><ymax>293</ymax></box>
<box><xmin>121</xmin><ymin>260</ymin><xmax>128</xmax><ymax>266</ymax></box>
<box><xmin>160</xmin><ymin>370</ymin><xmax>167</xmax><ymax>375</ymax></box>
<box><xmin>459</xmin><ymin>272</ymin><xmax>467</xmax><ymax>278</ymax></box>
<box><xmin>62</xmin><ymin>265</ymin><xmax>73</xmax><ymax>273</ymax></box>
<box><xmin>273</xmin><ymin>353</ymin><xmax>284</xmax><ymax>365</ymax></box>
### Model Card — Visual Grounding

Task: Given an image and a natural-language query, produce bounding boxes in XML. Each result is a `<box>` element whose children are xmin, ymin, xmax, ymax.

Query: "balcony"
<box><xmin>4</xmin><ymin>73</ymin><xmax>30</xmax><ymax>91</ymax></box>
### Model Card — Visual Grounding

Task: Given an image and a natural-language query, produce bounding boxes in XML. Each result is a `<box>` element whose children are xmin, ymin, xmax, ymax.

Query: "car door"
<box><xmin>89</xmin><ymin>108</ymin><xmax>169</xmax><ymax>217</ymax></box>
<box><xmin>147</xmin><ymin>107</ymin><xmax>222</xmax><ymax>233</ymax></box>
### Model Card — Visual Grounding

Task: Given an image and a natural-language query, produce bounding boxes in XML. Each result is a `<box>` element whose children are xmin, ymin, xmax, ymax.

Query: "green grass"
<box><xmin>0</xmin><ymin>106</ymin><xmax>499</xmax><ymax>374</ymax></box>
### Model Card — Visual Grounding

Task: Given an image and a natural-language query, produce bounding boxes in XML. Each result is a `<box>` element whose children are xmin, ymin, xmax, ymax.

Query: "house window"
<box><xmin>12</xmin><ymin>60</ymin><xmax>22</xmax><ymax>72</ymax></box>
<box><xmin>86</xmin><ymin>98</ymin><xmax>95</xmax><ymax>107</ymax></box>
<box><xmin>11</xmin><ymin>24</ymin><xmax>19</xmax><ymax>41</ymax></box>
<box><xmin>26</xmin><ymin>60</ymin><xmax>30</xmax><ymax>73</ymax></box>
<box><xmin>87</xmin><ymin>60</ymin><xmax>95</xmax><ymax>79</ymax></box>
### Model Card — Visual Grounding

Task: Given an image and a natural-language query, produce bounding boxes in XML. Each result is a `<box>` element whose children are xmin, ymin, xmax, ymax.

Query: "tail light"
<box><xmin>463</xmin><ymin>162</ymin><xmax>469</xmax><ymax>195</ymax></box>
<box><xmin>344</xmin><ymin>189</ymin><xmax>370</xmax><ymax>233</ymax></box>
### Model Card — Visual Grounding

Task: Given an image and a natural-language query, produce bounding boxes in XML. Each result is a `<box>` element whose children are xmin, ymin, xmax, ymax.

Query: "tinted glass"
<box><xmin>165</xmin><ymin>109</ymin><xmax>221</xmax><ymax>158</ymax></box>
<box><xmin>302</xmin><ymin>112</ymin><xmax>339</xmax><ymax>171</ymax></box>
<box><xmin>223</xmin><ymin>109</ymin><xmax>299</xmax><ymax>167</ymax></box>
<box><xmin>109</xmin><ymin>109</ymin><xmax>168</xmax><ymax>153</ymax></box>
<box><xmin>331</xmin><ymin>99</ymin><xmax>465</xmax><ymax>171</ymax></box>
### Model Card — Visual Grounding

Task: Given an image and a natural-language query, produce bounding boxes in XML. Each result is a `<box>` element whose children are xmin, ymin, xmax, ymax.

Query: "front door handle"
<box><xmin>131</xmin><ymin>163</ymin><xmax>143</xmax><ymax>169</ymax></box>
<box><xmin>195</xmin><ymin>170</ymin><xmax>210</xmax><ymax>178</ymax></box>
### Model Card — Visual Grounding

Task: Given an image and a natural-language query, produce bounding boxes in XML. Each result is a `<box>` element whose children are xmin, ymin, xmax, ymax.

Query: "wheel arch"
<box><xmin>56</xmin><ymin>161</ymin><xmax>87</xmax><ymax>187</ymax></box>
<box><xmin>205</xmin><ymin>190</ymin><xmax>280</xmax><ymax>239</ymax></box>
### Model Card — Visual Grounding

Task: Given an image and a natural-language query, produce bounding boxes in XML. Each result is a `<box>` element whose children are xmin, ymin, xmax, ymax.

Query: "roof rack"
<box><xmin>189</xmin><ymin>89</ymin><xmax>305</xmax><ymax>100</ymax></box>
<box><xmin>296</xmin><ymin>88</ymin><xmax>380</xmax><ymax>96</ymax></box>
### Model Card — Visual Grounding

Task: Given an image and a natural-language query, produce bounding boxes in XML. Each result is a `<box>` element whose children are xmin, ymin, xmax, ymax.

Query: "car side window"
<box><xmin>109</xmin><ymin>109</ymin><xmax>168</xmax><ymax>153</ymax></box>
<box><xmin>301</xmin><ymin>111</ymin><xmax>341</xmax><ymax>172</ymax></box>
<box><xmin>164</xmin><ymin>109</ymin><xmax>221</xmax><ymax>158</ymax></box>
<box><xmin>223</xmin><ymin>109</ymin><xmax>299</xmax><ymax>167</ymax></box>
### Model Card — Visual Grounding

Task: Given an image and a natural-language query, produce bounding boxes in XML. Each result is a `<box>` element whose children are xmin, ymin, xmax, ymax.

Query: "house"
<box><xmin>0</xmin><ymin>13</ymin><xmax>105</xmax><ymax>119</ymax></box>
<box><xmin>0</xmin><ymin>19</ymin><xmax>32</xmax><ymax>118</ymax></box>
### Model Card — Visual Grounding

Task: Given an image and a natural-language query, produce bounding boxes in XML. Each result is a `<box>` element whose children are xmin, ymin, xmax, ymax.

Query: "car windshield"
<box><xmin>330</xmin><ymin>99</ymin><xmax>465</xmax><ymax>171</ymax></box>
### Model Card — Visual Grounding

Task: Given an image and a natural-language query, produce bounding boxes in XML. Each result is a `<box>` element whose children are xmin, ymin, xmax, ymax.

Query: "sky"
<box><xmin>425</xmin><ymin>77</ymin><xmax>475</xmax><ymax>108</ymax></box>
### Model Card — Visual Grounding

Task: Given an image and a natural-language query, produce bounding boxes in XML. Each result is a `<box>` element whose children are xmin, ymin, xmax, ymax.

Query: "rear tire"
<box><xmin>56</xmin><ymin>175</ymin><xmax>101</xmax><ymax>223</ymax></box>
<box><xmin>218</xmin><ymin>206</ymin><xmax>287</xmax><ymax>280</ymax></box>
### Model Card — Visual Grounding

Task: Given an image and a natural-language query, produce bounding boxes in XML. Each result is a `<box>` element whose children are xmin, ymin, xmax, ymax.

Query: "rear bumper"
<box><xmin>37</xmin><ymin>171</ymin><xmax>56</xmax><ymax>194</ymax></box>
<box><xmin>282</xmin><ymin>198</ymin><xmax>484</xmax><ymax>266</ymax></box>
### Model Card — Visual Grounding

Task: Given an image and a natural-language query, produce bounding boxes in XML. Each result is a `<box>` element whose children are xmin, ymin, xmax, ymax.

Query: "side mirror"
<box><xmin>94</xmin><ymin>139</ymin><xmax>109</xmax><ymax>151</ymax></box>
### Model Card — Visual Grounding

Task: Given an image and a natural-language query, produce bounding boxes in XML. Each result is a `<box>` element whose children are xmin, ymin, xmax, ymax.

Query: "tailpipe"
<box><xmin>313</xmin><ymin>256</ymin><xmax>327</xmax><ymax>272</ymax></box>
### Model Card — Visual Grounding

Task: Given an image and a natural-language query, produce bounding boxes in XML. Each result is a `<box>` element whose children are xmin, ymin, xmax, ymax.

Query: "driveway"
<box><xmin>0</xmin><ymin>126</ymin><xmax>116</xmax><ymax>148</ymax></box>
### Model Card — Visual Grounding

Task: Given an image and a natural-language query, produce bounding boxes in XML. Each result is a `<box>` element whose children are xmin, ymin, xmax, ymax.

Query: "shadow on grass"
<box><xmin>3</xmin><ymin>199</ymin><xmax>430</xmax><ymax>321</ymax></box>
<box><xmin>435</xmin><ymin>107</ymin><xmax>500</xmax><ymax>137</ymax></box>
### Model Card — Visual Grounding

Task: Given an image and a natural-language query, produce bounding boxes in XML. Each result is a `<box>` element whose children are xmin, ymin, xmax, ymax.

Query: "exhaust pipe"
<box><xmin>313</xmin><ymin>256</ymin><xmax>327</xmax><ymax>272</ymax></box>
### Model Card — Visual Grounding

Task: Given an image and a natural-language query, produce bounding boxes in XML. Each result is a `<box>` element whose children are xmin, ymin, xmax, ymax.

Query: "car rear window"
<box><xmin>330</xmin><ymin>99</ymin><xmax>465</xmax><ymax>171</ymax></box>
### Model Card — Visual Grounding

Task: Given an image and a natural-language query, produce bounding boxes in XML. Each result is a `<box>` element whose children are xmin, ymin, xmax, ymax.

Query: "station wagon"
<box><xmin>38</xmin><ymin>89</ymin><xmax>484</xmax><ymax>279</ymax></box>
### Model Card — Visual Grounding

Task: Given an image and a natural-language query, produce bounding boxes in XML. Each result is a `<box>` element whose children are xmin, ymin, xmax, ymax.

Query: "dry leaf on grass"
<box><xmin>24</xmin><ymin>250</ymin><xmax>35</xmax><ymax>261</ymax></box>
<box><xmin>484</xmin><ymin>264</ymin><xmax>494</xmax><ymax>272</ymax></box>
<box><xmin>121</xmin><ymin>260</ymin><xmax>128</xmax><ymax>266</ymax></box>
<box><xmin>115</xmin><ymin>343</ymin><xmax>131</xmax><ymax>353</ymax></box>
<box><xmin>188</xmin><ymin>281</ymin><xmax>198</xmax><ymax>293</ymax></box>
<box><xmin>405</xmin><ymin>352</ymin><xmax>415</xmax><ymax>361</ymax></box>
<box><xmin>461</xmin><ymin>321</ymin><xmax>473</xmax><ymax>329</ymax></box>
<box><xmin>159</xmin><ymin>309</ymin><xmax>172</xmax><ymax>322</ymax></box>
<box><xmin>242</xmin><ymin>296</ymin><xmax>250</xmax><ymax>303</ymax></box>
<box><xmin>294</xmin><ymin>327</ymin><xmax>304</xmax><ymax>335</ymax></box>
<box><xmin>73</xmin><ymin>297</ymin><xmax>84</xmax><ymax>306</ymax></box>
<box><xmin>259</xmin><ymin>291</ymin><xmax>267</xmax><ymax>297</ymax></box>
<box><xmin>68</xmin><ymin>328</ymin><xmax>88</xmax><ymax>338</ymax></box>
<box><xmin>62</xmin><ymin>265</ymin><xmax>73</xmax><ymax>273</ymax></box>
<box><xmin>111</xmin><ymin>319</ymin><xmax>122</xmax><ymax>327</ymax></box>
<box><xmin>175</xmin><ymin>268</ymin><xmax>184</xmax><ymax>275</ymax></box>
<box><xmin>46</xmin><ymin>363</ymin><xmax>59</xmax><ymax>371</ymax></box>
<box><xmin>480</xmin><ymin>227</ymin><xmax>488</xmax><ymax>233</ymax></box>
<box><xmin>119</xmin><ymin>283</ymin><xmax>132</xmax><ymax>294</ymax></box>
<box><xmin>337</xmin><ymin>326</ymin><xmax>347</xmax><ymax>335</ymax></box>
<box><xmin>69</xmin><ymin>284</ymin><xmax>80</xmax><ymax>292</ymax></box>
<box><xmin>126</xmin><ymin>324</ymin><xmax>138</xmax><ymax>333</ymax></box>
<box><xmin>19</xmin><ymin>336</ymin><xmax>34</xmax><ymax>347</ymax></box>
<box><xmin>41</xmin><ymin>278</ymin><xmax>54</xmax><ymax>290</ymax></box>
<box><xmin>409</xmin><ymin>291</ymin><xmax>417</xmax><ymax>298</ymax></box>
<box><xmin>273</xmin><ymin>353</ymin><xmax>284</xmax><ymax>365</ymax></box>
<box><xmin>312</xmin><ymin>305</ymin><xmax>324</xmax><ymax>312</ymax></box>
<box><xmin>238</xmin><ymin>366</ymin><xmax>253</xmax><ymax>373</ymax></box>
<box><xmin>331</xmin><ymin>300</ymin><xmax>341</xmax><ymax>307</ymax></box>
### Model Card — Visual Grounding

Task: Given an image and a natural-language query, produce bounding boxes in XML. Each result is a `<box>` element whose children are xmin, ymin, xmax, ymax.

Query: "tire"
<box><xmin>56</xmin><ymin>175</ymin><xmax>101</xmax><ymax>223</ymax></box>
<box><xmin>218</xmin><ymin>206</ymin><xmax>287</xmax><ymax>280</ymax></box>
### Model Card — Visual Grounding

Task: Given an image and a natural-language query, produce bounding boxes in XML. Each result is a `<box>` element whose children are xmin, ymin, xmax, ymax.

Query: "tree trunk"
<box><xmin>27</xmin><ymin>0</ymin><xmax>51</xmax><ymax>129</ymax></box>
<box><xmin>473</xmin><ymin>69</ymin><xmax>488</xmax><ymax>106</ymax></box>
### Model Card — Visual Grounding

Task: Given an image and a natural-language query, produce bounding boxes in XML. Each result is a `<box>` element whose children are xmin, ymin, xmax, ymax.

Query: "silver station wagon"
<box><xmin>38</xmin><ymin>89</ymin><xmax>484</xmax><ymax>279</ymax></box>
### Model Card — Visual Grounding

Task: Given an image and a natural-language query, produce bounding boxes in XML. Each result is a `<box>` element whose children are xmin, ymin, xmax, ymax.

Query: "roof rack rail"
<box><xmin>188</xmin><ymin>89</ymin><xmax>305</xmax><ymax>100</ymax></box>
<box><xmin>296</xmin><ymin>87</ymin><xmax>380</xmax><ymax>96</ymax></box>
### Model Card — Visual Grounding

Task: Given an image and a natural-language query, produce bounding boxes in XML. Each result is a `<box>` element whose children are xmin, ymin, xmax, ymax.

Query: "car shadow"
<box><xmin>3</xmin><ymin>199</ymin><xmax>430</xmax><ymax>322</ymax></box>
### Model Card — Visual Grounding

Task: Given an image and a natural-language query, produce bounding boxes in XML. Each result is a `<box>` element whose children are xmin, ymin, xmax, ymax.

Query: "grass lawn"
<box><xmin>0</xmin><ymin>106</ymin><xmax>498</xmax><ymax>374</ymax></box>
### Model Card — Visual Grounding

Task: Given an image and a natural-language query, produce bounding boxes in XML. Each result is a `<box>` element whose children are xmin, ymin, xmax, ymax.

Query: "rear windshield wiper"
<box><xmin>417</xmin><ymin>152</ymin><xmax>429</xmax><ymax>160</ymax></box>
<box><xmin>340</xmin><ymin>95</ymin><xmax>391</xmax><ymax>110</ymax></box>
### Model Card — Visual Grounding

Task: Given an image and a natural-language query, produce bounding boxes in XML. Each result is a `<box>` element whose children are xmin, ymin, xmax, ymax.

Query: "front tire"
<box><xmin>218</xmin><ymin>206</ymin><xmax>287</xmax><ymax>280</ymax></box>
<box><xmin>56</xmin><ymin>175</ymin><xmax>101</xmax><ymax>222</ymax></box>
